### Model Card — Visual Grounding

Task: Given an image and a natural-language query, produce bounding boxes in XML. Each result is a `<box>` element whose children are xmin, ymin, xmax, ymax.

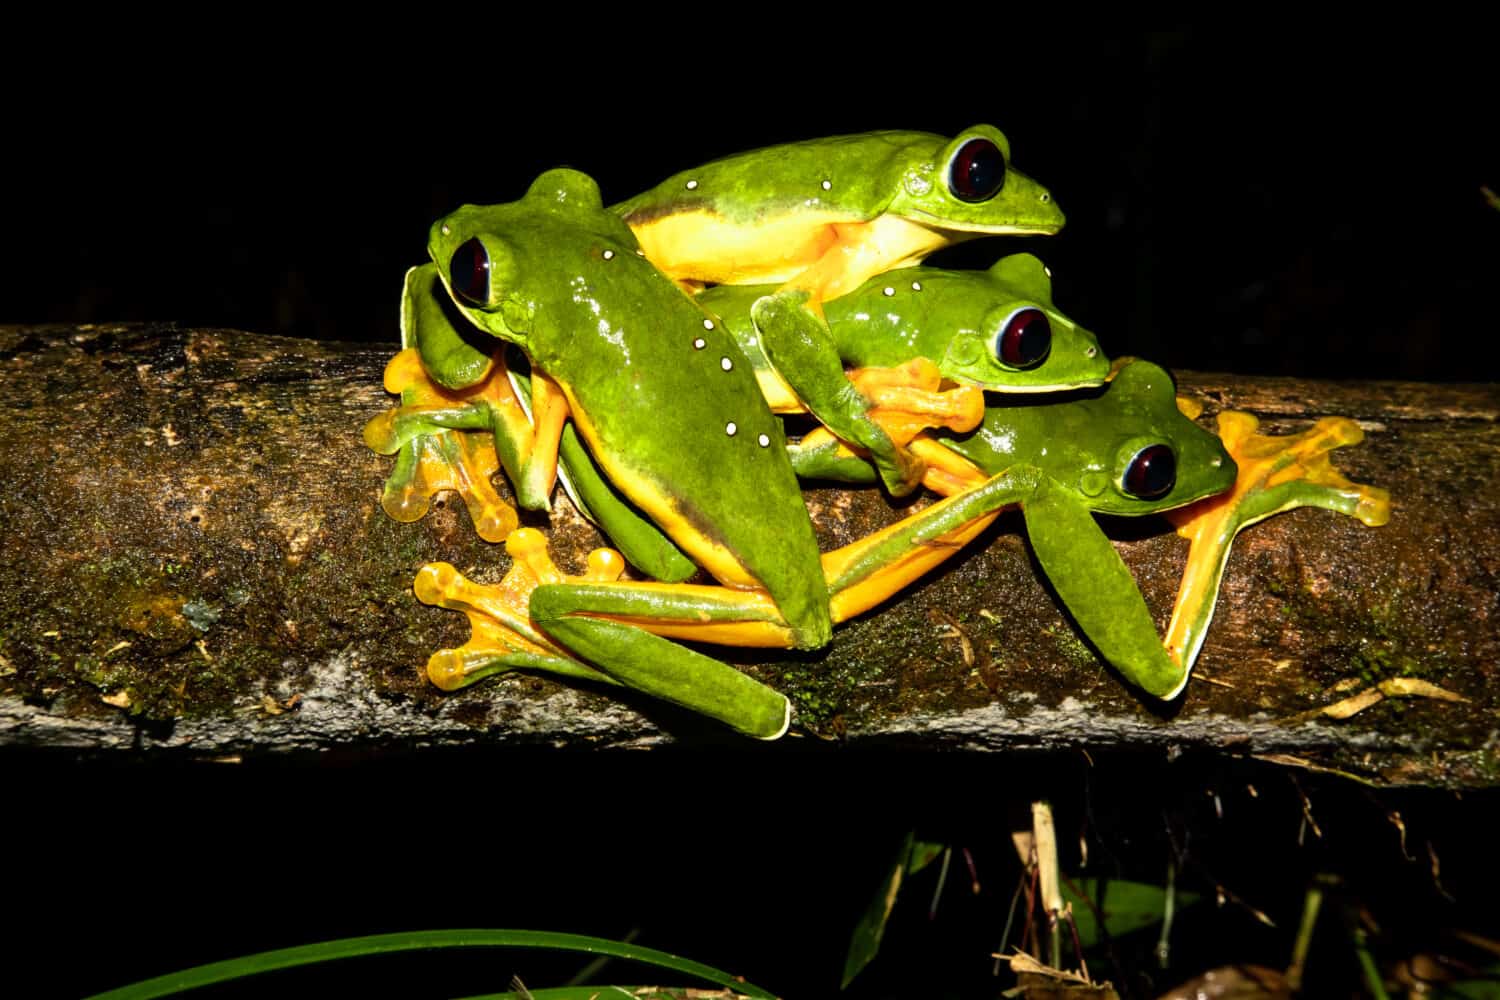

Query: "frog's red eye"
<box><xmin>995</xmin><ymin>308</ymin><xmax>1051</xmax><ymax>368</ymax></box>
<box><xmin>948</xmin><ymin>138</ymin><xmax>1006</xmax><ymax>203</ymax></box>
<box><xmin>450</xmin><ymin>237</ymin><xmax>491</xmax><ymax>305</ymax></box>
<box><xmin>1123</xmin><ymin>444</ymin><xmax>1176</xmax><ymax>500</ymax></box>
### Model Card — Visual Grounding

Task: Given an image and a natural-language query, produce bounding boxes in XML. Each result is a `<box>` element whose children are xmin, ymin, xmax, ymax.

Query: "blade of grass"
<box><xmin>85</xmin><ymin>929</ymin><xmax>776</xmax><ymax>1000</ymax></box>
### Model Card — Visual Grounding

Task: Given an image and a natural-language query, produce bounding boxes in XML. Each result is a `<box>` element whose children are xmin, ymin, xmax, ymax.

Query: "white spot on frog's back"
<box><xmin>821</xmin><ymin>179</ymin><xmax>832</xmax><ymax>191</ymax></box>
<box><xmin>720</xmin><ymin>357</ymin><xmax>733</xmax><ymax>371</ymax></box>
<box><xmin>758</xmin><ymin>433</ymin><xmax>771</xmax><ymax>447</ymax></box>
<box><xmin>685</xmin><ymin>179</ymin><xmax>699</xmax><ymax>190</ymax></box>
<box><xmin>693</xmin><ymin>337</ymin><xmax>706</xmax><ymax>350</ymax></box>
<box><xmin>602</xmin><ymin>249</ymin><xmax>615</xmax><ymax>260</ymax></box>
<box><xmin>725</xmin><ymin>421</ymin><xmax>737</xmax><ymax>436</ymax></box>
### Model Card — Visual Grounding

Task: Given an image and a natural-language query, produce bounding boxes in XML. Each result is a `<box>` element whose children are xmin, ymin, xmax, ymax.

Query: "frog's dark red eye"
<box><xmin>995</xmin><ymin>308</ymin><xmax>1051</xmax><ymax>368</ymax></box>
<box><xmin>450</xmin><ymin>237</ymin><xmax>490</xmax><ymax>305</ymax></box>
<box><xmin>948</xmin><ymin>138</ymin><xmax>1006</xmax><ymax>203</ymax></box>
<box><xmin>1123</xmin><ymin>444</ymin><xmax>1176</xmax><ymax>500</ymax></box>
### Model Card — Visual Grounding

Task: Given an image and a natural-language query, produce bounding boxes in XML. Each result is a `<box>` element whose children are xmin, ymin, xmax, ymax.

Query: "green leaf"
<box><xmin>1435</xmin><ymin>959</ymin><xmax>1500</xmax><ymax>999</ymax></box>
<box><xmin>1063</xmin><ymin>878</ymin><xmax>1200</xmax><ymax>950</ymax></box>
<box><xmin>458</xmin><ymin>990</ymin><xmax>736</xmax><ymax>1000</ymax></box>
<box><xmin>843</xmin><ymin>832</ymin><xmax>915</xmax><ymax>989</ymax></box>
<box><xmin>907</xmin><ymin>840</ymin><xmax>947</xmax><ymax>875</ymax></box>
<box><xmin>83</xmin><ymin>929</ymin><xmax>776</xmax><ymax>1000</ymax></box>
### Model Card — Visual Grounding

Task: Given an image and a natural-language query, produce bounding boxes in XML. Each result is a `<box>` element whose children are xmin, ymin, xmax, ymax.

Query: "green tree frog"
<box><xmin>697</xmin><ymin>252</ymin><xmax>1106</xmax><ymax>440</ymax></box>
<box><xmin>376</xmin><ymin>168</ymin><xmax>1074</xmax><ymax>738</ymax></box>
<box><xmin>799</xmin><ymin>364</ymin><xmax>1390</xmax><ymax>697</ymax></box>
<box><xmin>614</xmin><ymin>126</ymin><xmax>1065</xmax><ymax>497</ymax></box>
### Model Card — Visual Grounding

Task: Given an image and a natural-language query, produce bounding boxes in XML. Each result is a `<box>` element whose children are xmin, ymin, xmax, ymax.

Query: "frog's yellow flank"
<box><xmin>627</xmin><ymin>211</ymin><xmax>954</xmax><ymax>302</ymax></box>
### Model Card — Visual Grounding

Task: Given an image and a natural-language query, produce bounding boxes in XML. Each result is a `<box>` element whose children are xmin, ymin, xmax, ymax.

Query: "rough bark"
<box><xmin>1</xmin><ymin>324</ymin><xmax>1495</xmax><ymax>786</ymax></box>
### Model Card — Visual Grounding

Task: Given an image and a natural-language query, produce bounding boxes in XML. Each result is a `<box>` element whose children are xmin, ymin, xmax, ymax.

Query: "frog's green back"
<box><xmin>613</xmin><ymin>131</ymin><xmax>938</xmax><ymax>226</ymax></box>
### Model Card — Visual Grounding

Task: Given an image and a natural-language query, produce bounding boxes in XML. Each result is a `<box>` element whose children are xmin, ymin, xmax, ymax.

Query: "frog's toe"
<box><xmin>379</xmin><ymin>429</ymin><xmax>518</xmax><ymax>542</ymax></box>
<box><xmin>1355</xmin><ymin>486</ymin><xmax>1392</xmax><ymax>528</ymax></box>
<box><xmin>362</xmin><ymin>408</ymin><xmax>404</xmax><ymax>455</ymax></box>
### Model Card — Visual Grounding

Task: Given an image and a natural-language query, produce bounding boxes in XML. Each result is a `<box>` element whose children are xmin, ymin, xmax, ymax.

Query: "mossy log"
<box><xmin>1</xmin><ymin>324</ymin><xmax>1496</xmax><ymax>785</ymax></box>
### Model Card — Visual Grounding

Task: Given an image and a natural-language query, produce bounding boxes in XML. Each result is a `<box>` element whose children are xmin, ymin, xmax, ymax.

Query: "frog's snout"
<box><xmin>1035</xmin><ymin>189</ymin><xmax>1066</xmax><ymax>230</ymax></box>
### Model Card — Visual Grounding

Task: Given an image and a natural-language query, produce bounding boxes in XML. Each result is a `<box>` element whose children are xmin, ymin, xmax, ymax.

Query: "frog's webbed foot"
<box><xmin>364</xmin><ymin>348</ymin><xmax>523</xmax><ymax>540</ymax></box>
<box><xmin>375</xmin><ymin>422</ymin><xmax>517</xmax><ymax>542</ymax></box>
<box><xmin>848</xmin><ymin>358</ymin><xmax>987</xmax><ymax>444</ymax></box>
<box><xmin>1162</xmin><ymin>410</ymin><xmax>1392</xmax><ymax>668</ymax></box>
<box><xmin>784</xmin><ymin>355</ymin><xmax>985</xmax><ymax>485</ymax></box>
<box><xmin>414</xmin><ymin>528</ymin><xmax>626</xmax><ymax>691</ymax></box>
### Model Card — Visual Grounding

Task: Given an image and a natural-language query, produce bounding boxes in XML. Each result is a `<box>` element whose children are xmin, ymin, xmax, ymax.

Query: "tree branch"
<box><xmin>2</xmin><ymin>324</ymin><xmax>1495</xmax><ymax>785</ymax></box>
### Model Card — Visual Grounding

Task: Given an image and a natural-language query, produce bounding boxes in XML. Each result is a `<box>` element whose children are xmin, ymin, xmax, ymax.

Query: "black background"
<box><xmin>8</xmin><ymin>30</ymin><xmax>1496</xmax><ymax>381</ymax></box>
<box><xmin>5</xmin><ymin>26</ymin><xmax>1498</xmax><ymax>999</ymax></box>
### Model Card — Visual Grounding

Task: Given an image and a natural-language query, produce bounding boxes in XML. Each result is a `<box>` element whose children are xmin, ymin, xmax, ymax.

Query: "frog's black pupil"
<box><xmin>949</xmin><ymin>138</ymin><xmax>1005</xmax><ymax>203</ymax></box>
<box><xmin>1124</xmin><ymin>444</ymin><xmax>1176</xmax><ymax>500</ymax></box>
<box><xmin>451</xmin><ymin>237</ymin><xmax>490</xmax><ymax>305</ymax></box>
<box><xmin>998</xmin><ymin>308</ymin><xmax>1051</xmax><ymax>368</ymax></box>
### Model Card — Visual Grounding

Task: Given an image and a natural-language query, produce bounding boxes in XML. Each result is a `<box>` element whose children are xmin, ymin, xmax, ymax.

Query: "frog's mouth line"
<box><xmin>979</xmin><ymin>378</ymin><xmax>1110</xmax><ymax>393</ymax></box>
<box><xmin>906</xmin><ymin>211</ymin><xmax>1062</xmax><ymax>236</ymax></box>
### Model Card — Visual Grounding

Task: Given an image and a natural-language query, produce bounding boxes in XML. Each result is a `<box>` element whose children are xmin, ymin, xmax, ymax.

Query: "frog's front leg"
<box><xmin>363</xmin><ymin>347</ymin><xmax>521</xmax><ymax>541</ymax></box>
<box><xmin>751</xmin><ymin>289</ymin><xmax>930</xmax><ymax>496</ymax></box>
<box><xmin>366</xmin><ymin>265</ymin><xmax>570</xmax><ymax>515</ymax></box>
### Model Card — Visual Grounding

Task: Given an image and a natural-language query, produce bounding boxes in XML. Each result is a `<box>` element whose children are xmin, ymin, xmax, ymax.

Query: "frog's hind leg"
<box><xmin>418</xmin><ymin>529</ymin><xmax>793</xmax><ymax>739</ymax></box>
<box><xmin>527</xmin><ymin>466</ymin><xmax>1038</xmax><ymax>734</ymax></box>
<box><xmin>819</xmin><ymin>463</ymin><xmax>1038</xmax><ymax>623</ymax></box>
<box><xmin>1161</xmin><ymin>411</ymin><xmax>1391</xmax><ymax>678</ymax></box>
<box><xmin>367</xmin><ymin>263</ymin><xmax>573</xmax><ymax>519</ymax></box>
